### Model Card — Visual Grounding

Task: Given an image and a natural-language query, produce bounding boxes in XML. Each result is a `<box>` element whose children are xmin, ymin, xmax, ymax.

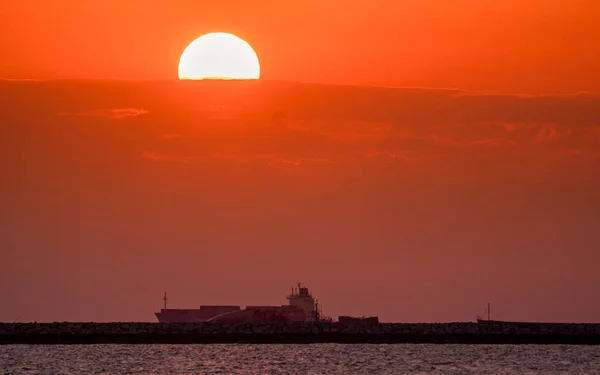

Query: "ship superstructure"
<box><xmin>287</xmin><ymin>283</ymin><xmax>318</xmax><ymax>321</ymax></box>
<box><xmin>154</xmin><ymin>283</ymin><xmax>331</xmax><ymax>323</ymax></box>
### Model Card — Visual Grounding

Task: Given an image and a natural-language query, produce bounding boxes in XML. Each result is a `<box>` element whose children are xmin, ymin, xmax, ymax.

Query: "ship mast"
<box><xmin>476</xmin><ymin>302</ymin><xmax>491</xmax><ymax>322</ymax></box>
<box><xmin>164</xmin><ymin>292</ymin><xmax>167</xmax><ymax>310</ymax></box>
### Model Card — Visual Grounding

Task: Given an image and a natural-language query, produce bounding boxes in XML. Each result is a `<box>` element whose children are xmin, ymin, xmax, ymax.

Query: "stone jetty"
<box><xmin>1</xmin><ymin>322</ymin><xmax>599</xmax><ymax>345</ymax></box>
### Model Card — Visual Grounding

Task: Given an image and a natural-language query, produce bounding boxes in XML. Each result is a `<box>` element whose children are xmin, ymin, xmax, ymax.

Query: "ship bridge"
<box><xmin>287</xmin><ymin>283</ymin><xmax>317</xmax><ymax>321</ymax></box>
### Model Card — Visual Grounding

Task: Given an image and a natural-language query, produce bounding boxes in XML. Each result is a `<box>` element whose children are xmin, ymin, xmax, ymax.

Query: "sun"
<box><xmin>178</xmin><ymin>32</ymin><xmax>260</xmax><ymax>80</ymax></box>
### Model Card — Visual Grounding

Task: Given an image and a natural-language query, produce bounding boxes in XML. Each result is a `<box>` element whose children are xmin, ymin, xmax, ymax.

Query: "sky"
<box><xmin>1</xmin><ymin>1</ymin><xmax>599</xmax><ymax>323</ymax></box>
<box><xmin>2</xmin><ymin>0</ymin><xmax>599</xmax><ymax>92</ymax></box>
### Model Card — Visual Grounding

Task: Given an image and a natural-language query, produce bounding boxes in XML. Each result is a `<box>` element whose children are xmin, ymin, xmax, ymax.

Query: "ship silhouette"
<box><xmin>155</xmin><ymin>283</ymin><xmax>340</xmax><ymax>323</ymax></box>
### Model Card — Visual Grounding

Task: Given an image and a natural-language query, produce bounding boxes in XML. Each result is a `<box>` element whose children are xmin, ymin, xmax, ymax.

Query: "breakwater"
<box><xmin>2</xmin><ymin>322</ymin><xmax>600</xmax><ymax>345</ymax></box>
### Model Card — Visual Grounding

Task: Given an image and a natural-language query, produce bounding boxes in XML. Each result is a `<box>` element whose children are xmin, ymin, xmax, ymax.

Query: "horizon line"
<box><xmin>1</xmin><ymin>77</ymin><xmax>596</xmax><ymax>98</ymax></box>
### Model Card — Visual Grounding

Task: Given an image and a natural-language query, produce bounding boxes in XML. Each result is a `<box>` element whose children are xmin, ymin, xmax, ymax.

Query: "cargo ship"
<box><xmin>155</xmin><ymin>283</ymin><xmax>333</xmax><ymax>323</ymax></box>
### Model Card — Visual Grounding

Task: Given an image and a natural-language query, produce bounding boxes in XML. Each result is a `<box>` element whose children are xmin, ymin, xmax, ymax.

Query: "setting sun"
<box><xmin>178</xmin><ymin>32</ymin><xmax>260</xmax><ymax>80</ymax></box>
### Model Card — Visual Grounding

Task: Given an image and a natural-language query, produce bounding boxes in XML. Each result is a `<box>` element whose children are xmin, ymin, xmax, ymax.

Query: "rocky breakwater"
<box><xmin>1</xmin><ymin>322</ymin><xmax>599</xmax><ymax>345</ymax></box>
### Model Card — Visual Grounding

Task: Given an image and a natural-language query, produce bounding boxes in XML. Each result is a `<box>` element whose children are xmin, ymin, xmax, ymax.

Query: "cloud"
<box><xmin>469</xmin><ymin>138</ymin><xmax>517</xmax><ymax>147</ymax></box>
<box><xmin>214</xmin><ymin>153</ymin><xmax>247</xmax><ymax>161</ymax></box>
<box><xmin>323</xmin><ymin>122</ymin><xmax>393</xmax><ymax>141</ymax></box>
<box><xmin>535</xmin><ymin>127</ymin><xmax>560</xmax><ymax>143</ymax></box>
<box><xmin>3</xmin><ymin>80</ymin><xmax>599</xmax><ymax>177</ymax></box>
<box><xmin>268</xmin><ymin>158</ymin><xmax>301</xmax><ymax>167</ymax></box>
<box><xmin>0</xmin><ymin>78</ymin><xmax>40</xmax><ymax>82</ymax></box>
<box><xmin>477</xmin><ymin>121</ymin><xmax>526</xmax><ymax>133</ymax></box>
<box><xmin>451</xmin><ymin>89</ymin><xmax>598</xmax><ymax>98</ymax></box>
<box><xmin>141</xmin><ymin>152</ymin><xmax>192</xmax><ymax>163</ymax></box>
<box><xmin>212</xmin><ymin>153</ymin><xmax>335</xmax><ymax>167</ymax></box>
<box><xmin>57</xmin><ymin>108</ymin><xmax>149</xmax><ymax>119</ymax></box>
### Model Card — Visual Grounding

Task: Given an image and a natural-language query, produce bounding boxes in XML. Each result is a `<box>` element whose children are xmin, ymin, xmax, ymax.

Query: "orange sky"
<box><xmin>1</xmin><ymin>80</ymin><xmax>599</xmax><ymax>322</ymax></box>
<box><xmin>1</xmin><ymin>1</ymin><xmax>599</xmax><ymax>323</ymax></box>
<box><xmin>2</xmin><ymin>0</ymin><xmax>599</xmax><ymax>92</ymax></box>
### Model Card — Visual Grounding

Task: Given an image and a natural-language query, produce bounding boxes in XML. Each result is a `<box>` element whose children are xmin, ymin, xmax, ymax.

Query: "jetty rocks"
<box><xmin>1</xmin><ymin>322</ymin><xmax>600</xmax><ymax>345</ymax></box>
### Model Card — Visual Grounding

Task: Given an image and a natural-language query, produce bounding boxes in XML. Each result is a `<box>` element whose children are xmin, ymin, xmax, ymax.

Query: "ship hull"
<box><xmin>155</xmin><ymin>306</ymin><xmax>241</xmax><ymax>323</ymax></box>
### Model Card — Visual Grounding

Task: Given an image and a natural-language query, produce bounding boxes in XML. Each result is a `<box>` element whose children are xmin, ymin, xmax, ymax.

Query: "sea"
<box><xmin>2</xmin><ymin>344</ymin><xmax>600</xmax><ymax>374</ymax></box>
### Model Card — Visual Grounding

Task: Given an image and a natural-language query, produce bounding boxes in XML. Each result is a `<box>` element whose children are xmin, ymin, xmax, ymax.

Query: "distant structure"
<box><xmin>338</xmin><ymin>316</ymin><xmax>379</xmax><ymax>324</ymax></box>
<box><xmin>476</xmin><ymin>303</ymin><xmax>491</xmax><ymax>322</ymax></box>
<box><xmin>154</xmin><ymin>283</ymin><xmax>335</xmax><ymax>323</ymax></box>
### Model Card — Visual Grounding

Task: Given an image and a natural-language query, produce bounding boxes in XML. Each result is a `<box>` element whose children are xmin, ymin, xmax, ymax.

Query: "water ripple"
<box><xmin>1</xmin><ymin>344</ymin><xmax>599</xmax><ymax>374</ymax></box>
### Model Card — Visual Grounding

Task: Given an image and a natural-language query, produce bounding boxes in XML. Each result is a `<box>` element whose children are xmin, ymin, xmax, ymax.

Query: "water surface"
<box><xmin>2</xmin><ymin>344</ymin><xmax>600</xmax><ymax>374</ymax></box>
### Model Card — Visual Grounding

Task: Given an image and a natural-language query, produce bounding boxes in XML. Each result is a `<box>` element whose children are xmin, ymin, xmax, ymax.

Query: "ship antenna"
<box><xmin>164</xmin><ymin>292</ymin><xmax>167</xmax><ymax>310</ymax></box>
